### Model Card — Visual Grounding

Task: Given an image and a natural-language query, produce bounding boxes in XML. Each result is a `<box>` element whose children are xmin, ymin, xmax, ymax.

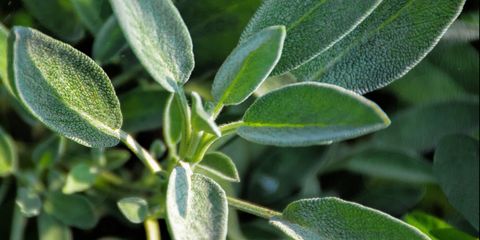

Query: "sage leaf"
<box><xmin>110</xmin><ymin>0</ymin><xmax>194</xmax><ymax>92</ymax></box>
<box><xmin>197</xmin><ymin>152</ymin><xmax>240</xmax><ymax>182</ymax></box>
<box><xmin>293</xmin><ymin>0</ymin><xmax>466</xmax><ymax>94</ymax></box>
<box><xmin>120</xmin><ymin>87</ymin><xmax>170</xmax><ymax>133</ymax></box>
<box><xmin>433</xmin><ymin>135</ymin><xmax>479</xmax><ymax>230</ymax></box>
<box><xmin>166</xmin><ymin>164</ymin><xmax>228</xmax><ymax>240</ymax></box>
<box><xmin>344</xmin><ymin>148</ymin><xmax>435</xmax><ymax>184</ymax></box>
<box><xmin>117</xmin><ymin>197</ymin><xmax>149</xmax><ymax>224</ymax></box>
<box><xmin>92</xmin><ymin>16</ymin><xmax>127</xmax><ymax>65</ymax></box>
<box><xmin>238</xmin><ymin>82</ymin><xmax>390</xmax><ymax>147</ymax></box>
<box><xmin>44</xmin><ymin>192</ymin><xmax>97</xmax><ymax>229</ymax></box>
<box><xmin>163</xmin><ymin>94</ymin><xmax>184</xmax><ymax>148</ymax></box>
<box><xmin>21</xmin><ymin>0</ymin><xmax>85</xmax><ymax>43</ymax></box>
<box><xmin>105</xmin><ymin>149</ymin><xmax>130</xmax><ymax>171</ymax></box>
<box><xmin>255</xmin><ymin>73</ymin><xmax>297</xmax><ymax>97</ymax></box>
<box><xmin>373</xmin><ymin>100</ymin><xmax>479</xmax><ymax>152</ymax></box>
<box><xmin>16</xmin><ymin>187</ymin><xmax>42</xmax><ymax>217</ymax></box>
<box><xmin>70</xmin><ymin>0</ymin><xmax>111</xmax><ymax>34</ymax></box>
<box><xmin>10</xmin><ymin>27</ymin><xmax>123</xmax><ymax>148</ymax></box>
<box><xmin>32</xmin><ymin>135</ymin><xmax>65</xmax><ymax>173</ymax></box>
<box><xmin>62</xmin><ymin>163</ymin><xmax>97</xmax><ymax>194</ymax></box>
<box><xmin>38</xmin><ymin>213</ymin><xmax>72</xmax><ymax>240</ymax></box>
<box><xmin>149</xmin><ymin>140</ymin><xmax>166</xmax><ymax>160</ymax></box>
<box><xmin>241</xmin><ymin>0</ymin><xmax>381</xmax><ymax>75</ymax></box>
<box><xmin>212</xmin><ymin>26</ymin><xmax>286</xmax><ymax>106</ymax></box>
<box><xmin>443</xmin><ymin>11</ymin><xmax>479</xmax><ymax>42</ymax></box>
<box><xmin>0</xmin><ymin>126</ymin><xmax>17</xmax><ymax>177</ymax></box>
<box><xmin>191</xmin><ymin>92</ymin><xmax>220</xmax><ymax>137</ymax></box>
<box><xmin>404</xmin><ymin>211</ymin><xmax>477</xmax><ymax>240</ymax></box>
<box><xmin>270</xmin><ymin>197</ymin><xmax>430</xmax><ymax>240</ymax></box>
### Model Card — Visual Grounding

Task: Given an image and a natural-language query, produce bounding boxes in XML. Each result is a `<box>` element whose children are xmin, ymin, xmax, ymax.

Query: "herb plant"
<box><xmin>0</xmin><ymin>0</ymin><xmax>478</xmax><ymax>239</ymax></box>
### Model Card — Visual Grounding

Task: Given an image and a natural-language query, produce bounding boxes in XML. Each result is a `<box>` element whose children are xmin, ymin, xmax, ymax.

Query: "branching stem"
<box><xmin>144</xmin><ymin>217</ymin><xmax>161</xmax><ymax>240</ymax></box>
<box><xmin>119</xmin><ymin>130</ymin><xmax>163</xmax><ymax>173</ymax></box>
<box><xmin>227</xmin><ymin>196</ymin><xmax>281</xmax><ymax>219</ymax></box>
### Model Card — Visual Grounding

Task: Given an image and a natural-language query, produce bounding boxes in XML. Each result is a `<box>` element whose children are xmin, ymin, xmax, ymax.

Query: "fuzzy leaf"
<box><xmin>10</xmin><ymin>27</ymin><xmax>123</xmax><ymax>148</ymax></box>
<box><xmin>117</xmin><ymin>197</ymin><xmax>149</xmax><ymax>224</ymax></box>
<box><xmin>0</xmin><ymin>126</ymin><xmax>16</xmax><ymax>177</ymax></box>
<box><xmin>16</xmin><ymin>187</ymin><xmax>42</xmax><ymax>217</ymax></box>
<box><xmin>163</xmin><ymin>94</ymin><xmax>184</xmax><ymax>148</ymax></box>
<box><xmin>191</xmin><ymin>92</ymin><xmax>220</xmax><ymax>136</ymax></box>
<box><xmin>38</xmin><ymin>213</ymin><xmax>72</xmax><ymax>240</ymax></box>
<box><xmin>92</xmin><ymin>15</ymin><xmax>127</xmax><ymax>65</ymax></box>
<box><xmin>293</xmin><ymin>0</ymin><xmax>466</xmax><ymax>94</ymax></box>
<box><xmin>166</xmin><ymin>164</ymin><xmax>228</xmax><ymax>240</ymax></box>
<box><xmin>241</xmin><ymin>0</ymin><xmax>381</xmax><ymax>75</ymax></box>
<box><xmin>238</xmin><ymin>82</ymin><xmax>390</xmax><ymax>147</ymax></box>
<box><xmin>197</xmin><ymin>152</ymin><xmax>240</xmax><ymax>182</ymax></box>
<box><xmin>110</xmin><ymin>0</ymin><xmax>194</xmax><ymax>92</ymax></box>
<box><xmin>373</xmin><ymin>100</ymin><xmax>479</xmax><ymax>152</ymax></box>
<box><xmin>404</xmin><ymin>211</ymin><xmax>477</xmax><ymax>240</ymax></box>
<box><xmin>271</xmin><ymin>198</ymin><xmax>430</xmax><ymax>240</ymax></box>
<box><xmin>21</xmin><ymin>0</ymin><xmax>85</xmax><ymax>43</ymax></box>
<box><xmin>44</xmin><ymin>192</ymin><xmax>97</xmax><ymax>229</ymax></box>
<box><xmin>70</xmin><ymin>0</ymin><xmax>111</xmax><ymax>34</ymax></box>
<box><xmin>433</xmin><ymin>135</ymin><xmax>479</xmax><ymax>230</ymax></box>
<box><xmin>62</xmin><ymin>163</ymin><xmax>97</xmax><ymax>194</ymax></box>
<box><xmin>212</xmin><ymin>26</ymin><xmax>285</xmax><ymax>106</ymax></box>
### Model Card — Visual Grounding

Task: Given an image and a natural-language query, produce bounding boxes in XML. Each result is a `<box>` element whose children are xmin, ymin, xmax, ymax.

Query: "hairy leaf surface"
<box><xmin>270</xmin><ymin>198</ymin><xmax>430</xmax><ymax>240</ymax></box>
<box><xmin>110</xmin><ymin>0</ymin><xmax>194</xmax><ymax>92</ymax></box>
<box><xmin>238</xmin><ymin>83</ymin><xmax>390</xmax><ymax>146</ymax></box>
<box><xmin>117</xmin><ymin>197</ymin><xmax>149</xmax><ymax>224</ymax></box>
<box><xmin>241</xmin><ymin>0</ymin><xmax>381</xmax><ymax>75</ymax></box>
<box><xmin>197</xmin><ymin>152</ymin><xmax>240</xmax><ymax>182</ymax></box>
<box><xmin>10</xmin><ymin>27</ymin><xmax>122</xmax><ymax>148</ymax></box>
<box><xmin>293</xmin><ymin>0</ymin><xmax>466</xmax><ymax>94</ymax></box>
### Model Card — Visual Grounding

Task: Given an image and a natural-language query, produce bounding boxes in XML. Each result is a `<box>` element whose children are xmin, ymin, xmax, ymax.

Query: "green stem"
<box><xmin>211</xmin><ymin>102</ymin><xmax>223</xmax><ymax>120</ymax></box>
<box><xmin>220</xmin><ymin>121</ymin><xmax>244</xmax><ymax>135</ymax></box>
<box><xmin>119</xmin><ymin>130</ymin><xmax>163</xmax><ymax>173</ymax></box>
<box><xmin>227</xmin><ymin>196</ymin><xmax>281</xmax><ymax>219</ymax></box>
<box><xmin>9</xmin><ymin>204</ymin><xmax>27</xmax><ymax>240</ymax></box>
<box><xmin>144</xmin><ymin>217</ymin><xmax>161</xmax><ymax>240</ymax></box>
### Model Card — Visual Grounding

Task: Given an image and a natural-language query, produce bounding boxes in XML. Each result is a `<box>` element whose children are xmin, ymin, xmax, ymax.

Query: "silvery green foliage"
<box><xmin>10</xmin><ymin>27</ymin><xmax>123</xmax><ymax>148</ymax></box>
<box><xmin>434</xmin><ymin>135</ymin><xmax>479</xmax><ymax>230</ymax></box>
<box><xmin>16</xmin><ymin>187</ymin><xmax>42</xmax><ymax>217</ymax></box>
<box><xmin>166</xmin><ymin>165</ymin><xmax>228</xmax><ymax>240</ymax></box>
<box><xmin>92</xmin><ymin>15</ymin><xmax>127</xmax><ymax>65</ymax></box>
<box><xmin>191</xmin><ymin>92</ymin><xmax>221</xmax><ymax>137</ymax></box>
<box><xmin>110</xmin><ymin>0</ymin><xmax>194</xmax><ymax>92</ymax></box>
<box><xmin>241</xmin><ymin>0</ymin><xmax>382</xmax><ymax>75</ymax></box>
<box><xmin>44</xmin><ymin>192</ymin><xmax>97</xmax><ymax>230</ymax></box>
<box><xmin>238</xmin><ymin>82</ymin><xmax>390</xmax><ymax>146</ymax></box>
<box><xmin>293</xmin><ymin>0</ymin><xmax>466</xmax><ymax>94</ymax></box>
<box><xmin>117</xmin><ymin>197</ymin><xmax>149</xmax><ymax>224</ymax></box>
<box><xmin>70</xmin><ymin>0</ymin><xmax>111</xmax><ymax>35</ymax></box>
<box><xmin>270</xmin><ymin>198</ymin><xmax>430</xmax><ymax>240</ymax></box>
<box><xmin>38</xmin><ymin>213</ymin><xmax>72</xmax><ymax>240</ymax></box>
<box><xmin>212</xmin><ymin>26</ymin><xmax>286</xmax><ymax>106</ymax></box>
<box><xmin>62</xmin><ymin>163</ymin><xmax>97</xmax><ymax>194</ymax></box>
<box><xmin>197</xmin><ymin>152</ymin><xmax>240</xmax><ymax>182</ymax></box>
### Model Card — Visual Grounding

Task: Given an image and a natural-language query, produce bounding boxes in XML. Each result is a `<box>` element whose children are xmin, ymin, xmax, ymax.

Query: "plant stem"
<box><xmin>220</xmin><ymin>121</ymin><xmax>244</xmax><ymax>135</ymax></box>
<box><xmin>211</xmin><ymin>102</ymin><xmax>223</xmax><ymax>119</ymax></box>
<box><xmin>9</xmin><ymin>204</ymin><xmax>27</xmax><ymax>240</ymax></box>
<box><xmin>119</xmin><ymin>130</ymin><xmax>163</xmax><ymax>173</ymax></box>
<box><xmin>227</xmin><ymin>196</ymin><xmax>281</xmax><ymax>219</ymax></box>
<box><xmin>144</xmin><ymin>217</ymin><xmax>161</xmax><ymax>240</ymax></box>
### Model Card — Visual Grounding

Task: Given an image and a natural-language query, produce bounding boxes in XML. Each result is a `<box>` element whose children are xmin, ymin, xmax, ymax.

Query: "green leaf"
<box><xmin>149</xmin><ymin>140</ymin><xmax>166</xmax><ymax>160</ymax></box>
<box><xmin>433</xmin><ymin>135</ymin><xmax>479</xmax><ymax>230</ymax></box>
<box><xmin>404</xmin><ymin>211</ymin><xmax>477</xmax><ymax>240</ymax></box>
<box><xmin>21</xmin><ymin>0</ymin><xmax>85</xmax><ymax>43</ymax></box>
<box><xmin>16</xmin><ymin>187</ymin><xmax>42</xmax><ymax>218</ymax></box>
<box><xmin>104</xmin><ymin>149</ymin><xmax>130</xmax><ymax>171</ymax></box>
<box><xmin>344</xmin><ymin>148</ymin><xmax>436</xmax><ymax>184</ymax></box>
<box><xmin>197</xmin><ymin>152</ymin><xmax>240</xmax><ymax>182</ymax></box>
<box><xmin>10</xmin><ymin>27</ymin><xmax>123</xmax><ymax>148</ymax></box>
<box><xmin>38</xmin><ymin>213</ymin><xmax>72</xmax><ymax>240</ymax></box>
<box><xmin>255</xmin><ymin>73</ymin><xmax>297</xmax><ymax>97</ymax></box>
<box><xmin>92</xmin><ymin>15</ymin><xmax>127</xmax><ymax>65</ymax></box>
<box><xmin>166</xmin><ymin>164</ymin><xmax>228</xmax><ymax>240</ymax></box>
<box><xmin>293</xmin><ymin>0</ymin><xmax>466</xmax><ymax>94</ymax></box>
<box><xmin>32</xmin><ymin>135</ymin><xmax>65</xmax><ymax>173</ymax></box>
<box><xmin>238</xmin><ymin>82</ymin><xmax>390</xmax><ymax>147</ymax></box>
<box><xmin>117</xmin><ymin>197</ymin><xmax>149</xmax><ymax>224</ymax></box>
<box><xmin>163</xmin><ymin>94</ymin><xmax>184</xmax><ymax>148</ymax></box>
<box><xmin>242</xmin><ymin>0</ymin><xmax>381</xmax><ymax>75</ymax></box>
<box><xmin>0</xmin><ymin>23</ymin><xmax>7</xmax><ymax>83</ymax></box>
<box><xmin>70</xmin><ymin>0</ymin><xmax>111</xmax><ymax>34</ymax></box>
<box><xmin>212</xmin><ymin>26</ymin><xmax>286</xmax><ymax>106</ymax></box>
<box><xmin>271</xmin><ymin>198</ymin><xmax>430</xmax><ymax>240</ymax></box>
<box><xmin>110</xmin><ymin>0</ymin><xmax>194</xmax><ymax>92</ymax></box>
<box><xmin>62</xmin><ymin>163</ymin><xmax>98</xmax><ymax>194</ymax></box>
<box><xmin>443</xmin><ymin>11</ymin><xmax>479</xmax><ymax>42</ymax></box>
<box><xmin>0</xmin><ymin>126</ymin><xmax>16</xmax><ymax>177</ymax></box>
<box><xmin>373</xmin><ymin>100</ymin><xmax>479</xmax><ymax>152</ymax></box>
<box><xmin>44</xmin><ymin>192</ymin><xmax>97</xmax><ymax>229</ymax></box>
<box><xmin>191</xmin><ymin>92</ymin><xmax>220</xmax><ymax>136</ymax></box>
<box><xmin>120</xmin><ymin>87</ymin><xmax>170</xmax><ymax>133</ymax></box>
